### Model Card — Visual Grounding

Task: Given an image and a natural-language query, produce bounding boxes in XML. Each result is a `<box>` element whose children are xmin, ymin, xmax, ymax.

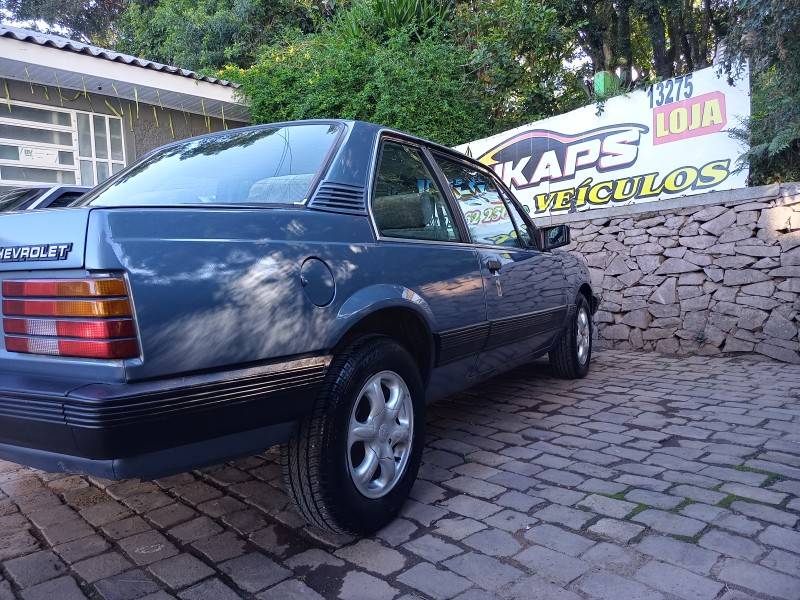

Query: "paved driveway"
<box><xmin>0</xmin><ymin>349</ymin><xmax>799</xmax><ymax>600</ymax></box>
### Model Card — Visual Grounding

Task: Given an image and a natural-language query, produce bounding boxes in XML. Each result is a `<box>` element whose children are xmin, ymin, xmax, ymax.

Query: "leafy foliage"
<box><xmin>371</xmin><ymin>0</ymin><xmax>454</xmax><ymax>37</ymax></box>
<box><xmin>221</xmin><ymin>0</ymin><xmax>584</xmax><ymax>143</ymax></box>
<box><xmin>0</xmin><ymin>0</ymin><xmax>126</xmax><ymax>44</ymax></box>
<box><xmin>222</xmin><ymin>19</ymin><xmax>491</xmax><ymax>146</ymax></box>
<box><xmin>719</xmin><ymin>0</ymin><xmax>800</xmax><ymax>183</ymax></box>
<box><xmin>115</xmin><ymin>0</ymin><xmax>311</xmax><ymax>71</ymax></box>
<box><xmin>454</xmin><ymin>0</ymin><xmax>584</xmax><ymax>131</ymax></box>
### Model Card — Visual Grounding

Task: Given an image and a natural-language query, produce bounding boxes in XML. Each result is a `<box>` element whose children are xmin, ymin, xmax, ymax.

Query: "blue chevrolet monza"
<box><xmin>0</xmin><ymin>120</ymin><xmax>597</xmax><ymax>534</ymax></box>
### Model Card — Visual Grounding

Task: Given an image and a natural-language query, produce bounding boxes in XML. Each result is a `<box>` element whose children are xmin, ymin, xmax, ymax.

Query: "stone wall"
<box><xmin>549</xmin><ymin>183</ymin><xmax>800</xmax><ymax>363</ymax></box>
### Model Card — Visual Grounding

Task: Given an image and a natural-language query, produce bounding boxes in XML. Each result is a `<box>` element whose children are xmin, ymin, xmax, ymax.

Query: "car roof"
<box><xmin>141</xmin><ymin>119</ymin><xmax>476</xmax><ymax>166</ymax></box>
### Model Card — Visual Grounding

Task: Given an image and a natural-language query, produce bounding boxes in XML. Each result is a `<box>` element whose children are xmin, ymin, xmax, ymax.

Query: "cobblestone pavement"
<box><xmin>1</xmin><ymin>349</ymin><xmax>799</xmax><ymax>600</ymax></box>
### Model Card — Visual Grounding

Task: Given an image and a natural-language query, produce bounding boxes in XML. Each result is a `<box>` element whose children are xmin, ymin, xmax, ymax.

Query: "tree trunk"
<box><xmin>642</xmin><ymin>3</ymin><xmax>673</xmax><ymax>79</ymax></box>
<box><xmin>616</xmin><ymin>0</ymin><xmax>633</xmax><ymax>83</ymax></box>
<box><xmin>680</xmin><ymin>0</ymin><xmax>698</xmax><ymax>72</ymax></box>
<box><xmin>696</xmin><ymin>0</ymin><xmax>713</xmax><ymax>68</ymax></box>
<box><xmin>666</xmin><ymin>8</ymin><xmax>682</xmax><ymax>73</ymax></box>
<box><xmin>590</xmin><ymin>0</ymin><xmax>616</xmax><ymax>72</ymax></box>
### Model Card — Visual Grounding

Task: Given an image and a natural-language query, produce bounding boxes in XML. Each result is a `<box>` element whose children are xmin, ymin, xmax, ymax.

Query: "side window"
<box><xmin>372</xmin><ymin>142</ymin><xmax>460</xmax><ymax>242</ymax></box>
<box><xmin>503</xmin><ymin>193</ymin><xmax>534</xmax><ymax>247</ymax></box>
<box><xmin>435</xmin><ymin>155</ymin><xmax>522</xmax><ymax>248</ymax></box>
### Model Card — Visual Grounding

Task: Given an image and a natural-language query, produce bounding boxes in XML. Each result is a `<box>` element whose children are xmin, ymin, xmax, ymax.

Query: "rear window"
<box><xmin>85</xmin><ymin>123</ymin><xmax>341</xmax><ymax>207</ymax></box>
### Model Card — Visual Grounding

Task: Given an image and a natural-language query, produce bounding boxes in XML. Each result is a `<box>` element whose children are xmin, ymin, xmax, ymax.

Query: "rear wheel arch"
<box><xmin>578</xmin><ymin>283</ymin><xmax>597</xmax><ymax>313</ymax></box>
<box><xmin>284</xmin><ymin>335</ymin><xmax>426</xmax><ymax>534</ymax></box>
<box><xmin>333</xmin><ymin>306</ymin><xmax>435</xmax><ymax>386</ymax></box>
<box><xmin>549</xmin><ymin>293</ymin><xmax>592</xmax><ymax>379</ymax></box>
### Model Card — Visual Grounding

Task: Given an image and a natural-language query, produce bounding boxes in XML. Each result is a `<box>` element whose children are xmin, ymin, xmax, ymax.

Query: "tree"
<box><xmin>114</xmin><ymin>0</ymin><xmax>311</xmax><ymax>71</ymax></box>
<box><xmin>544</xmin><ymin>0</ymin><xmax>726</xmax><ymax>86</ymax></box>
<box><xmin>455</xmin><ymin>0</ymin><xmax>584</xmax><ymax>131</ymax></box>
<box><xmin>222</xmin><ymin>0</ymin><xmax>584</xmax><ymax>143</ymax></box>
<box><xmin>222</xmin><ymin>4</ymin><xmax>492</xmax><ymax>146</ymax></box>
<box><xmin>719</xmin><ymin>0</ymin><xmax>800</xmax><ymax>183</ymax></box>
<box><xmin>638</xmin><ymin>0</ymin><xmax>727</xmax><ymax>78</ymax></box>
<box><xmin>0</xmin><ymin>0</ymin><xmax>126</xmax><ymax>44</ymax></box>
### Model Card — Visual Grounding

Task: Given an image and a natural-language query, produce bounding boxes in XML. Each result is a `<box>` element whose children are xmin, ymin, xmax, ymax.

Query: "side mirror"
<box><xmin>539</xmin><ymin>224</ymin><xmax>570</xmax><ymax>251</ymax></box>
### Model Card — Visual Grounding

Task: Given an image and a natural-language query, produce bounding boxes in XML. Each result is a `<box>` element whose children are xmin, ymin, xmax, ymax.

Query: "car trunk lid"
<box><xmin>0</xmin><ymin>208</ymin><xmax>89</xmax><ymax>271</ymax></box>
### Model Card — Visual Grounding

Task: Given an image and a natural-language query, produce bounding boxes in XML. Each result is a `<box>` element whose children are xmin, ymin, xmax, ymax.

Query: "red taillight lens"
<box><xmin>2</xmin><ymin>279</ymin><xmax>127</xmax><ymax>298</ymax></box>
<box><xmin>2</xmin><ymin>277</ymin><xmax>139</xmax><ymax>360</ymax></box>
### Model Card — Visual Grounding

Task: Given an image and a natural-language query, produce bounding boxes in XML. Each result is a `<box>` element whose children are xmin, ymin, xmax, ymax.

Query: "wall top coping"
<box><xmin>532</xmin><ymin>182</ymin><xmax>800</xmax><ymax>227</ymax></box>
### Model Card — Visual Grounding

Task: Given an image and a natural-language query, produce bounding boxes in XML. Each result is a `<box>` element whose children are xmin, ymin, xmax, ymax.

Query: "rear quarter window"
<box><xmin>85</xmin><ymin>124</ymin><xmax>341</xmax><ymax>207</ymax></box>
<box><xmin>0</xmin><ymin>187</ymin><xmax>45</xmax><ymax>212</ymax></box>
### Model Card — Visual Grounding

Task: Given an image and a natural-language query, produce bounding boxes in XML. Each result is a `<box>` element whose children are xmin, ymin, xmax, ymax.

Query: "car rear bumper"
<box><xmin>0</xmin><ymin>355</ymin><xmax>329</xmax><ymax>479</ymax></box>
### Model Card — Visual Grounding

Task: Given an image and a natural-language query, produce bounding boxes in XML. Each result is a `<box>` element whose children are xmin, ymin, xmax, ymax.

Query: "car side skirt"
<box><xmin>434</xmin><ymin>305</ymin><xmax>569</xmax><ymax>366</ymax></box>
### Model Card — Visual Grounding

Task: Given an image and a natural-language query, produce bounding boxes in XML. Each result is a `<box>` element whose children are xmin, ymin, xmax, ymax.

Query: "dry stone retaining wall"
<box><xmin>551</xmin><ymin>183</ymin><xmax>800</xmax><ymax>363</ymax></box>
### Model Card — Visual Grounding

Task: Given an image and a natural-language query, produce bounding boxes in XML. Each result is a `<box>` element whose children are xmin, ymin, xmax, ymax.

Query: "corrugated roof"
<box><xmin>0</xmin><ymin>24</ymin><xmax>239</xmax><ymax>88</ymax></box>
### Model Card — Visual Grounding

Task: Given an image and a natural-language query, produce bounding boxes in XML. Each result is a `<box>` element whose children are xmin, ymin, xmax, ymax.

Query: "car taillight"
<box><xmin>2</xmin><ymin>277</ymin><xmax>139</xmax><ymax>359</ymax></box>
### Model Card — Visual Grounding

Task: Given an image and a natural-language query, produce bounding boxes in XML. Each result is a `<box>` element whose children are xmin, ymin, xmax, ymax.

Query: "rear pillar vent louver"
<box><xmin>309</xmin><ymin>181</ymin><xmax>367</xmax><ymax>215</ymax></box>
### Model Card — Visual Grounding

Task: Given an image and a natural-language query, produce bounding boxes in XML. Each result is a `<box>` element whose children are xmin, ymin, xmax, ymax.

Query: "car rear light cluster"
<box><xmin>2</xmin><ymin>277</ymin><xmax>140</xmax><ymax>359</ymax></box>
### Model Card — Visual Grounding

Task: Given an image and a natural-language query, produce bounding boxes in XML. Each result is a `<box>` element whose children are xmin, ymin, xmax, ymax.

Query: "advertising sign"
<box><xmin>454</xmin><ymin>66</ymin><xmax>750</xmax><ymax>218</ymax></box>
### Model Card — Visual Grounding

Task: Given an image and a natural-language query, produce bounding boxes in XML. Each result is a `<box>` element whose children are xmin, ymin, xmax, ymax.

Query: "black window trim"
<box><xmin>494</xmin><ymin>178</ymin><xmax>542</xmax><ymax>250</ymax></box>
<box><xmin>28</xmin><ymin>185</ymin><xmax>90</xmax><ymax>210</ymax></box>
<box><xmin>367</xmin><ymin>134</ymin><xmax>471</xmax><ymax>246</ymax></box>
<box><xmin>481</xmin><ymin>162</ymin><xmax>544</xmax><ymax>250</ymax></box>
<box><xmin>429</xmin><ymin>150</ymin><xmax>533</xmax><ymax>252</ymax></box>
<box><xmin>497</xmin><ymin>186</ymin><xmax>537</xmax><ymax>250</ymax></box>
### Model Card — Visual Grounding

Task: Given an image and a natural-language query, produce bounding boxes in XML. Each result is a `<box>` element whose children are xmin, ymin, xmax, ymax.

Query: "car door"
<box><xmin>368</xmin><ymin>139</ymin><xmax>489</xmax><ymax>399</ymax></box>
<box><xmin>431</xmin><ymin>153</ymin><xmax>568</xmax><ymax>377</ymax></box>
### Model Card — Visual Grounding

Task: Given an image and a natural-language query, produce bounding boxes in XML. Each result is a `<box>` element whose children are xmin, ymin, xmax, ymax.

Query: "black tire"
<box><xmin>282</xmin><ymin>336</ymin><xmax>425</xmax><ymax>535</ymax></box>
<box><xmin>549</xmin><ymin>294</ymin><xmax>592</xmax><ymax>379</ymax></box>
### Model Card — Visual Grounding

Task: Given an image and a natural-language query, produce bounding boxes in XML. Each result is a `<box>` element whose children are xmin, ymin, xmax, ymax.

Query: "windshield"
<box><xmin>85</xmin><ymin>123</ymin><xmax>341</xmax><ymax>207</ymax></box>
<box><xmin>0</xmin><ymin>187</ymin><xmax>45</xmax><ymax>212</ymax></box>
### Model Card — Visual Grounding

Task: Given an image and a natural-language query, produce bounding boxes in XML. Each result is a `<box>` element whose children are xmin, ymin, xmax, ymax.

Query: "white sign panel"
<box><xmin>454</xmin><ymin>66</ymin><xmax>750</xmax><ymax>219</ymax></box>
<box><xmin>19</xmin><ymin>146</ymin><xmax>59</xmax><ymax>167</ymax></box>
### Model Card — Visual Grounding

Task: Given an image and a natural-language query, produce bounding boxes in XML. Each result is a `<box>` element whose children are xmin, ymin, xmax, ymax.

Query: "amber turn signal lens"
<box><xmin>3</xmin><ymin>298</ymin><xmax>133</xmax><ymax>318</ymax></box>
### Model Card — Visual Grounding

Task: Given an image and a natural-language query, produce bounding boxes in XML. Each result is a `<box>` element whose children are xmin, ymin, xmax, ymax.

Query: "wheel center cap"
<box><xmin>378</xmin><ymin>423</ymin><xmax>390</xmax><ymax>442</ymax></box>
